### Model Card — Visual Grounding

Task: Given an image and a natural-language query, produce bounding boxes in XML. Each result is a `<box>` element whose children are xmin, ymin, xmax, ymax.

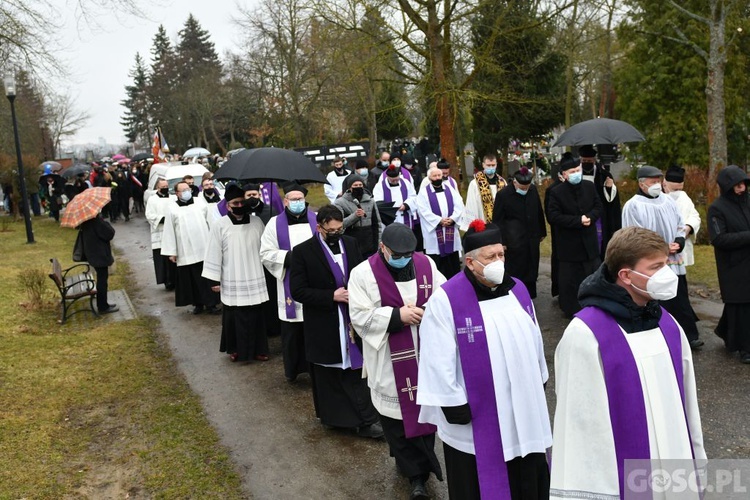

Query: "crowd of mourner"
<box><xmin>19</xmin><ymin>145</ymin><xmax>750</xmax><ymax>499</ymax></box>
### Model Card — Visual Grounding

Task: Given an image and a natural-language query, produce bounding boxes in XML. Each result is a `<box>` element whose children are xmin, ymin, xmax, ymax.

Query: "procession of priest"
<box><xmin>142</xmin><ymin>146</ymin><xmax>742</xmax><ymax>500</ymax></box>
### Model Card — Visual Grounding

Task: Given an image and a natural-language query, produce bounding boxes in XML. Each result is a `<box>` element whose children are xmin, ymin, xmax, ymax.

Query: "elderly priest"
<box><xmin>417</xmin><ymin>220</ymin><xmax>551</xmax><ymax>500</ymax></box>
<box><xmin>348</xmin><ymin>223</ymin><xmax>446</xmax><ymax>499</ymax></box>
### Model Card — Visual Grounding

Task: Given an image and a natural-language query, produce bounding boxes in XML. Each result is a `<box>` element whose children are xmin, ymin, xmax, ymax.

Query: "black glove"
<box><xmin>442</xmin><ymin>404</ymin><xmax>472</xmax><ymax>425</ymax></box>
<box><xmin>674</xmin><ymin>237</ymin><xmax>686</xmax><ymax>253</ymax></box>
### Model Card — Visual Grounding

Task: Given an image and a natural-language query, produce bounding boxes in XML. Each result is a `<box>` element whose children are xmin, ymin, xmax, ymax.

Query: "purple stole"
<box><xmin>381</xmin><ymin>178</ymin><xmax>412</xmax><ymax>228</ymax></box>
<box><xmin>426</xmin><ymin>185</ymin><xmax>455</xmax><ymax>256</ymax></box>
<box><xmin>276</xmin><ymin>210</ymin><xmax>316</xmax><ymax>319</ymax></box>
<box><xmin>262</xmin><ymin>182</ymin><xmax>285</xmax><ymax>215</ymax></box>
<box><xmin>575</xmin><ymin>306</ymin><xmax>695</xmax><ymax>499</ymax></box>
<box><xmin>315</xmin><ymin>234</ymin><xmax>363</xmax><ymax>369</ymax></box>
<box><xmin>217</xmin><ymin>199</ymin><xmax>228</xmax><ymax>216</ymax></box>
<box><xmin>443</xmin><ymin>273</ymin><xmax>535</xmax><ymax>500</ymax></box>
<box><xmin>368</xmin><ymin>252</ymin><xmax>436</xmax><ymax>438</ymax></box>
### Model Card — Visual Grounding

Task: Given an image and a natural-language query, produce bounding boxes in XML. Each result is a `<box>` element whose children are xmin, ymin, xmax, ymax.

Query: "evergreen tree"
<box><xmin>470</xmin><ymin>0</ymin><xmax>566</xmax><ymax>161</ymax></box>
<box><xmin>146</xmin><ymin>25</ymin><xmax>178</xmax><ymax>145</ymax></box>
<box><xmin>120</xmin><ymin>52</ymin><xmax>150</xmax><ymax>145</ymax></box>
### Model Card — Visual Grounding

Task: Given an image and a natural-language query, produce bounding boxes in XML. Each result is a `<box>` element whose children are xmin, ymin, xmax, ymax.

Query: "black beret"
<box><xmin>579</xmin><ymin>145</ymin><xmax>597</xmax><ymax>158</ymax></box>
<box><xmin>224</xmin><ymin>183</ymin><xmax>245</xmax><ymax>201</ymax></box>
<box><xmin>282</xmin><ymin>182</ymin><xmax>308</xmax><ymax>196</ymax></box>
<box><xmin>242</xmin><ymin>182</ymin><xmax>260</xmax><ymax>191</ymax></box>
<box><xmin>386</xmin><ymin>165</ymin><xmax>401</xmax><ymax>178</ymax></box>
<box><xmin>559</xmin><ymin>153</ymin><xmax>581</xmax><ymax>172</ymax></box>
<box><xmin>513</xmin><ymin>166</ymin><xmax>533</xmax><ymax>185</ymax></box>
<box><xmin>381</xmin><ymin>223</ymin><xmax>417</xmax><ymax>253</ymax></box>
<box><xmin>637</xmin><ymin>166</ymin><xmax>663</xmax><ymax>179</ymax></box>
<box><xmin>463</xmin><ymin>220</ymin><xmax>503</xmax><ymax>253</ymax></box>
<box><xmin>665</xmin><ymin>165</ymin><xmax>685</xmax><ymax>183</ymax></box>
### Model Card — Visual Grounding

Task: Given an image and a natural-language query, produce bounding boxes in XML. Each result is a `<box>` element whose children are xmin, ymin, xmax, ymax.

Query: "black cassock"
<box><xmin>584</xmin><ymin>162</ymin><xmax>622</xmax><ymax>259</ymax></box>
<box><xmin>492</xmin><ymin>184</ymin><xmax>547</xmax><ymax>298</ymax></box>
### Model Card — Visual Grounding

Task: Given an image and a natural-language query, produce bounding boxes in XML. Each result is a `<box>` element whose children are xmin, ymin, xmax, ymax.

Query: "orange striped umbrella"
<box><xmin>60</xmin><ymin>187</ymin><xmax>111</xmax><ymax>228</ymax></box>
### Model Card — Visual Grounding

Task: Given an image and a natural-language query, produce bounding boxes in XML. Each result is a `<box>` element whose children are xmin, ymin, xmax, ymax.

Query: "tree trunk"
<box><xmin>706</xmin><ymin>10</ymin><xmax>728</xmax><ymax>204</ymax></box>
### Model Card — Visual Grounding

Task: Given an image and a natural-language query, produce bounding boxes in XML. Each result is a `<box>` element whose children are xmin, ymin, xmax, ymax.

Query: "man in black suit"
<box><xmin>546</xmin><ymin>154</ymin><xmax>602</xmax><ymax>318</ymax></box>
<box><xmin>290</xmin><ymin>205</ymin><xmax>383</xmax><ymax>439</ymax></box>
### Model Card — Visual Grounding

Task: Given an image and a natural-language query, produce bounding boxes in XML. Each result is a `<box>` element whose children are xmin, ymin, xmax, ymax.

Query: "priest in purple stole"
<box><xmin>348</xmin><ymin>223</ymin><xmax>446</xmax><ymax>499</ymax></box>
<box><xmin>260</xmin><ymin>182</ymin><xmax>317</xmax><ymax>382</ymax></box>
<box><xmin>416</xmin><ymin>167</ymin><xmax>465</xmax><ymax>279</ymax></box>
<box><xmin>418</xmin><ymin>220</ymin><xmax>552</xmax><ymax>500</ymax></box>
<box><xmin>551</xmin><ymin>227</ymin><xmax>706</xmax><ymax>500</ymax></box>
<box><xmin>289</xmin><ymin>205</ymin><xmax>382</xmax><ymax>438</ymax></box>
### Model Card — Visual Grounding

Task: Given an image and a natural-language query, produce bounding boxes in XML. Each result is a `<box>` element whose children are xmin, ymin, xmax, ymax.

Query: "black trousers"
<box><xmin>309</xmin><ymin>365</ymin><xmax>378</xmax><ymax>428</ymax></box>
<box><xmin>379</xmin><ymin>414</ymin><xmax>443</xmax><ymax>481</ymax></box>
<box><xmin>557</xmin><ymin>258</ymin><xmax>600</xmax><ymax>317</ymax></box>
<box><xmin>94</xmin><ymin>266</ymin><xmax>109</xmax><ymax>312</ymax></box>
<box><xmin>428</xmin><ymin>252</ymin><xmax>461</xmax><ymax>280</ymax></box>
<box><xmin>661</xmin><ymin>274</ymin><xmax>700</xmax><ymax>341</ymax></box>
<box><xmin>443</xmin><ymin>443</ymin><xmax>549</xmax><ymax>500</ymax></box>
<box><xmin>279</xmin><ymin>321</ymin><xmax>309</xmax><ymax>380</ymax></box>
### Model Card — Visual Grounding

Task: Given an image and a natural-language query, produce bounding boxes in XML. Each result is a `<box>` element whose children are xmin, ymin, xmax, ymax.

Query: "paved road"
<box><xmin>114</xmin><ymin>213</ymin><xmax>749</xmax><ymax>500</ymax></box>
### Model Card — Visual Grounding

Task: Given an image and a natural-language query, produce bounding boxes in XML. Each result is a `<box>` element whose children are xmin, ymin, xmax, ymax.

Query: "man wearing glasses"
<box><xmin>289</xmin><ymin>205</ymin><xmax>383</xmax><ymax>439</ymax></box>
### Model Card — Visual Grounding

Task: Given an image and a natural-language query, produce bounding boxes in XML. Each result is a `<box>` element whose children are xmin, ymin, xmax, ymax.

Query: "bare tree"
<box><xmin>45</xmin><ymin>93</ymin><xmax>90</xmax><ymax>157</ymax></box>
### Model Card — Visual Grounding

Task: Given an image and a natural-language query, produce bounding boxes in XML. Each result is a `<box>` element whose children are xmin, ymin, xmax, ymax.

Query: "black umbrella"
<box><xmin>131</xmin><ymin>152</ymin><xmax>153</xmax><ymax>162</ymax></box>
<box><xmin>39</xmin><ymin>173</ymin><xmax>65</xmax><ymax>188</ymax></box>
<box><xmin>552</xmin><ymin>118</ymin><xmax>645</xmax><ymax>147</ymax></box>
<box><xmin>376</xmin><ymin>201</ymin><xmax>401</xmax><ymax>226</ymax></box>
<box><xmin>213</xmin><ymin>147</ymin><xmax>327</xmax><ymax>184</ymax></box>
<box><xmin>61</xmin><ymin>164</ymin><xmax>91</xmax><ymax>179</ymax></box>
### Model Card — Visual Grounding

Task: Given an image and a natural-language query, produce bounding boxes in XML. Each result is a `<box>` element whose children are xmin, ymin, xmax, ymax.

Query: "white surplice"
<box><xmin>416</xmin><ymin>184</ymin><xmax>465</xmax><ymax>255</ymax></box>
<box><xmin>144</xmin><ymin>194</ymin><xmax>175</xmax><ymax>250</ymax></box>
<box><xmin>417</xmin><ymin>286</ymin><xmax>552</xmax><ymax>459</ymax></box>
<box><xmin>550</xmin><ymin>318</ymin><xmax>706</xmax><ymax>500</ymax></box>
<box><xmin>348</xmin><ymin>256</ymin><xmax>446</xmax><ymax>419</ymax></box>
<box><xmin>668</xmin><ymin>190</ymin><xmax>701</xmax><ymax>266</ymax></box>
<box><xmin>622</xmin><ymin>193</ymin><xmax>687</xmax><ymax>274</ymax></box>
<box><xmin>372</xmin><ymin>178</ymin><xmax>418</xmax><ymax>226</ymax></box>
<box><xmin>160</xmin><ymin>201</ymin><xmax>210</xmax><ymax>267</ymax></box>
<box><xmin>324</xmin><ymin>169</ymin><xmax>352</xmax><ymax>202</ymax></box>
<box><xmin>259</xmin><ymin>213</ymin><xmax>316</xmax><ymax>322</ymax></box>
<box><xmin>201</xmin><ymin>215</ymin><xmax>269</xmax><ymax>306</ymax></box>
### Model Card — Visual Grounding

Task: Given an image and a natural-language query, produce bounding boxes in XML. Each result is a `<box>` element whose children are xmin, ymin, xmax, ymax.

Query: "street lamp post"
<box><xmin>4</xmin><ymin>73</ymin><xmax>35</xmax><ymax>244</ymax></box>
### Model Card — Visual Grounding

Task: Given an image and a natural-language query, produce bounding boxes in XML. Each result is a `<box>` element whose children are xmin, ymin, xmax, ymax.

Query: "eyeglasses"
<box><xmin>389</xmin><ymin>250</ymin><xmax>414</xmax><ymax>259</ymax></box>
<box><xmin>321</xmin><ymin>227</ymin><xmax>344</xmax><ymax>235</ymax></box>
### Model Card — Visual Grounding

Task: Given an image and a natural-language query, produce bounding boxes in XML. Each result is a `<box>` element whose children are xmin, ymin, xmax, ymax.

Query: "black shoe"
<box><xmin>409</xmin><ymin>477</ymin><xmax>429</xmax><ymax>500</ymax></box>
<box><xmin>357</xmin><ymin>422</ymin><xmax>384</xmax><ymax>439</ymax></box>
<box><xmin>192</xmin><ymin>305</ymin><xmax>204</xmax><ymax>315</ymax></box>
<box><xmin>286</xmin><ymin>375</ymin><xmax>297</xmax><ymax>383</ymax></box>
<box><xmin>100</xmin><ymin>304</ymin><xmax>119</xmax><ymax>314</ymax></box>
<box><xmin>206</xmin><ymin>305</ymin><xmax>221</xmax><ymax>315</ymax></box>
<box><xmin>740</xmin><ymin>351</ymin><xmax>750</xmax><ymax>364</ymax></box>
<box><xmin>689</xmin><ymin>339</ymin><xmax>705</xmax><ymax>350</ymax></box>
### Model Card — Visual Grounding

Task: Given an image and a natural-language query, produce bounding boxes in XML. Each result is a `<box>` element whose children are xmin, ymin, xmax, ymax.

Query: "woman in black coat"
<box><xmin>708</xmin><ymin>165</ymin><xmax>750</xmax><ymax>364</ymax></box>
<box><xmin>79</xmin><ymin>213</ymin><xmax>118</xmax><ymax>313</ymax></box>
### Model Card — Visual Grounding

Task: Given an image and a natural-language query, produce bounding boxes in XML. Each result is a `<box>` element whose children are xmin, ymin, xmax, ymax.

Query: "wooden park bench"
<box><xmin>48</xmin><ymin>258</ymin><xmax>98</xmax><ymax>324</ymax></box>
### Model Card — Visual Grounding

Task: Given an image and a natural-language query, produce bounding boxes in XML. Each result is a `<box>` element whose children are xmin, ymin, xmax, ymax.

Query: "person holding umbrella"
<box><xmin>41</xmin><ymin>172</ymin><xmax>65</xmax><ymax>222</ymax></box>
<box><xmin>61</xmin><ymin>187</ymin><xmax>119</xmax><ymax>314</ymax></box>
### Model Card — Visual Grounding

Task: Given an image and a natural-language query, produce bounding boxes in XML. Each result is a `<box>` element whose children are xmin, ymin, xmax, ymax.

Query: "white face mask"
<box><xmin>179</xmin><ymin>190</ymin><xmax>193</xmax><ymax>202</ymax></box>
<box><xmin>475</xmin><ymin>259</ymin><xmax>505</xmax><ymax>285</ymax></box>
<box><xmin>646</xmin><ymin>183</ymin><xmax>662</xmax><ymax>198</ymax></box>
<box><xmin>392</xmin><ymin>160</ymin><xmax>401</xmax><ymax>168</ymax></box>
<box><xmin>629</xmin><ymin>266</ymin><xmax>678</xmax><ymax>301</ymax></box>
<box><xmin>668</xmin><ymin>191</ymin><xmax>681</xmax><ymax>200</ymax></box>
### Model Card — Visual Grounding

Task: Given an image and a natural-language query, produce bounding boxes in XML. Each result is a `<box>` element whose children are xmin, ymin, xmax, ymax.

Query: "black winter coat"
<box><xmin>79</xmin><ymin>216</ymin><xmax>115</xmax><ymax>268</ymax></box>
<box><xmin>289</xmin><ymin>234</ymin><xmax>363</xmax><ymax>364</ymax></box>
<box><xmin>708</xmin><ymin>166</ymin><xmax>750</xmax><ymax>303</ymax></box>
<box><xmin>545</xmin><ymin>181</ymin><xmax>602</xmax><ymax>262</ymax></box>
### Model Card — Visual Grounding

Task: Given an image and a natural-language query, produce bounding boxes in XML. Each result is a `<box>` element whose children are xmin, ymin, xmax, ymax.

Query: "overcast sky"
<box><xmin>54</xmin><ymin>0</ymin><xmax>259</xmax><ymax>146</ymax></box>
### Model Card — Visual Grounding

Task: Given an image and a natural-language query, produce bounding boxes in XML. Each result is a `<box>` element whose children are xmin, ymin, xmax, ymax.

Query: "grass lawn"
<box><xmin>0</xmin><ymin>216</ymin><xmax>244</xmax><ymax>498</ymax></box>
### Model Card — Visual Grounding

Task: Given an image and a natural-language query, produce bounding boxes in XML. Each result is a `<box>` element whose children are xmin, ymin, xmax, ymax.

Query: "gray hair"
<box><xmin>464</xmin><ymin>248</ymin><xmax>480</xmax><ymax>262</ymax></box>
<box><xmin>427</xmin><ymin>166</ymin><xmax>442</xmax><ymax>179</ymax></box>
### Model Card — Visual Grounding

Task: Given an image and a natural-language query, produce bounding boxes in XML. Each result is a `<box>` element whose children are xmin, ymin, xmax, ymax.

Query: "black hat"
<box><xmin>637</xmin><ymin>166</ymin><xmax>663</xmax><ymax>179</ymax></box>
<box><xmin>665</xmin><ymin>165</ymin><xmax>685</xmax><ymax>183</ymax></box>
<box><xmin>391</xmin><ymin>152</ymin><xmax>401</xmax><ymax>160</ymax></box>
<box><xmin>386</xmin><ymin>164</ymin><xmax>401</xmax><ymax>178</ymax></box>
<box><xmin>355</xmin><ymin>158</ymin><xmax>369</xmax><ymax>169</ymax></box>
<box><xmin>513</xmin><ymin>166</ymin><xmax>533</xmax><ymax>185</ymax></box>
<box><xmin>437</xmin><ymin>158</ymin><xmax>451</xmax><ymax>170</ymax></box>
<box><xmin>282</xmin><ymin>182</ymin><xmax>308</xmax><ymax>196</ymax></box>
<box><xmin>225</xmin><ymin>183</ymin><xmax>245</xmax><ymax>201</ymax></box>
<box><xmin>342</xmin><ymin>173</ymin><xmax>364</xmax><ymax>192</ymax></box>
<box><xmin>242</xmin><ymin>182</ymin><xmax>260</xmax><ymax>191</ymax></box>
<box><xmin>381</xmin><ymin>223</ymin><xmax>417</xmax><ymax>253</ymax></box>
<box><xmin>559</xmin><ymin>153</ymin><xmax>581</xmax><ymax>172</ymax></box>
<box><xmin>402</xmin><ymin>154</ymin><xmax>415</xmax><ymax>164</ymax></box>
<box><xmin>463</xmin><ymin>220</ymin><xmax>503</xmax><ymax>253</ymax></box>
<box><xmin>579</xmin><ymin>145</ymin><xmax>597</xmax><ymax>158</ymax></box>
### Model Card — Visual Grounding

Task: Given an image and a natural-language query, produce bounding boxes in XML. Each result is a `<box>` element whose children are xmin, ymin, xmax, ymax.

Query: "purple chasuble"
<box><xmin>442</xmin><ymin>274</ymin><xmax>535</xmax><ymax>500</ymax></box>
<box><xmin>367</xmin><ymin>252</ymin><xmax>437</xmax><ymax>438</ymax></box>
<box><xmin>426</xmin><ymin>185</ymin><xmax>455</xmax><ymax>257</ymax></box>
<box><xmin>262</xmin><ymin>182</ymin><xmax>285</xmax><ymax>215</ymax></box>
<box><xmin>315</xmin><ymin>234</ymin><xmax>363</xmax><ymax>369</ymax></box>
<box><xmin>575</xmin><ymin>306</ymin><xmax>694</xmax><ymax>499</ymax></box>
<box><xmin>276</xmin><ymin>210</ymin><xmax>316</xmax><ymax>318</ymax></box>
<box><xmin>382</xmin><ymin>178</ymin><xmax>412</xmax><ymax>228</ymax></box>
